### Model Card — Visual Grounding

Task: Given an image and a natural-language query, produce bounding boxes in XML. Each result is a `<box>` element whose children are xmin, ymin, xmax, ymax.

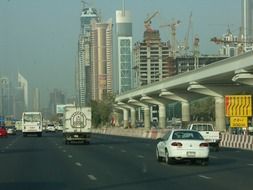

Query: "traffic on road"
<box><xmin>1</xmin><ymin>132</ymin><xmax>253</xmax><ymax>190</ymax></box>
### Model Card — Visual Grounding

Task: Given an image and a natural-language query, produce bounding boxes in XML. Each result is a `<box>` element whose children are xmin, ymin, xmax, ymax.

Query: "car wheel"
<box><xmin>165</xmin><ymin>151</ymin><xmax>173</xmax><ymax>164</ymax></box>
<box><xmin>156</xmin><ymin>149</ymin><xmax>162</xmax><ymax>162</ymax></box>
<box><xmin>200</xmin><ymin>158</ymin><xmax>209</xmax><ymax>166</ymax></box>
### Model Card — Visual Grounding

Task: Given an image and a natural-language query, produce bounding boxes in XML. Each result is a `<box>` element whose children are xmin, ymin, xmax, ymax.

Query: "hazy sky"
<box><xmin>0</xmin><ymin>0</ymin><xmax>241</xmax><ymax>107</ymax></box>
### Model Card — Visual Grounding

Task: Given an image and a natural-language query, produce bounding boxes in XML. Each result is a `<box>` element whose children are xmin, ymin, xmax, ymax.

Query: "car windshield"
<box><xmin>172</xmin><ymin>131</ymin><xmax>204</xmax><ymax>140</ymax></box>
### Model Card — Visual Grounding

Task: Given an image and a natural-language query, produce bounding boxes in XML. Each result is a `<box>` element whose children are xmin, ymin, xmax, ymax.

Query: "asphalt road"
<box><xmin>1</xmin><ymin>132</ymin><xmax>253</xmax><ymax>190</ymax></box>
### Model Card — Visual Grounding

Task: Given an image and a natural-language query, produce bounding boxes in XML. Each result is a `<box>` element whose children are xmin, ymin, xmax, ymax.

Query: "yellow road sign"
<box><xmin>225</xmin><ymin>95</ymin><xmax>252</xmax><ymax>117</ymax></box>
<box><xmin>230</xmin><ymin>117</ymin><xmax>248</xmax><ymax>128</ymax></box>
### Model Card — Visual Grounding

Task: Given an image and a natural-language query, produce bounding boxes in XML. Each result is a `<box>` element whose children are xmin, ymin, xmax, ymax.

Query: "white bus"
<box><xmin>22</xmin><ymin>112</ymin><xmax>43</xmax><ymax>137</ymax></box>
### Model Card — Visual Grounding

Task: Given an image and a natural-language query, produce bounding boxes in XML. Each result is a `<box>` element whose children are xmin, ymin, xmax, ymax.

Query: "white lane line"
<box><xmin>198</xmin><ymin>175</ymin><xmax>212</xmax><ymax>179</ymax></box>
<box><xmin>121</xmin><ymin>149</ymin><xmax>127</xmax><ymax>153</ymax></box>
<box><xmin>88</xmin><ymin>174</ymin><xmax>97</xmax><ymax>181</ymax></box>
<box><xmin>247</xmin><ymin>163</ymin><xmax>253</xmax><ymax>166</ymax></box>
<box><xmin>209</xmin><ymin>155</ymin><xmax>218</xmax><ymax>159</ymax></box>
<box><xmin>68</xmin><ymin>155</ymin><xmax>73</xmax><ymax>158</ymax></box>
<box><xmin>75</xmin><ymin>162</ymin><xmax>82</xmax><ymax>167</ymax></box>
<box><xmin>137</xmin><ymin>155</ymin><xmax>144</xmax><ymax>159</ymax></box>
<box><xmin>108</xmin><ymin>146</ymin><xmax>114</xmax><ymax>149</ymax></box>
<box><xmin>62</xmin><ymin>150</ymin><xmax>66</xmax><ymax>153</ymax></box>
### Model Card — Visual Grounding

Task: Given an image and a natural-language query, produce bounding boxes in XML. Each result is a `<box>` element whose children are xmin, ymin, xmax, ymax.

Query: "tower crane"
<box><xmin>144</xmin><ymin>11</ymin><xmax>159</xmax><ymax>31</ymax></box>
<box><xmin>160</xmin><ymin>19</ymin><xmax>181</xmax><ymax>58</ymax></box>
<box><xmin>193</xmin><ymin>35</ymin><xmax>200</xmax><ymax>69</ymax></box>
<box><xmin>183</xmin><ymin>12</ymin><xmax>192</xmax><ymax>52</ymax></box>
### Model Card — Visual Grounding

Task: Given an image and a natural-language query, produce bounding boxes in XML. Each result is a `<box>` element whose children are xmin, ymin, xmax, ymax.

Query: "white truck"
<box><xmin>63</xmin><ymin>106</ymin><xmax>92</xmax><ymax>144</ymax></box>
<box><xmin>187</xmin><ymin>123</ymin><xmax>221</xmax><ymax>151</ymax></box>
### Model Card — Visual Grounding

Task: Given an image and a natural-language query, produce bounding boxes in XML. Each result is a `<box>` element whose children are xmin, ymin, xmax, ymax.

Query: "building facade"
<box><xmin>116</xmin><ymin>10</ymin><xmax>133</xmax><ymax>93</ymax></box>
<box><xmin>76</xmin><ymin>5</ymin><xmax>99</xmax><ymax>106</ymax></box>
<box><xmin>133</xmin><ymin>30</ymin><xmax>171</xmax><ymax>87</ymax></box>
<box><xmin>90</xmin><ymin>19</ymin><xmax>113</xmax><ymax>101</ymax></box>
<box><xmin>48</xmin><ymin>88</ymin><xmax>65</xmax><ymax>116</ymax></box>
<box><xmin>17</xmin><ymin>73</ymin><xmax>28</xmax><ymax>110</ymax></box>
<box><xmin>32</xmin><ymin>88</ymin><xmax>40</xmax><ymax>112</ymax></box>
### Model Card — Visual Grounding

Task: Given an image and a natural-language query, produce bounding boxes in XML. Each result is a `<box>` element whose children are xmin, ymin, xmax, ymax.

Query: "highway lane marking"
<box><xmin>198</xmin><ymin>175</ymin><xmax>212</xmax><ymax>179</ymax></box>
<box><xmin>88</xmin><ymin>174</ymin><xmax>97</xmax><ymax>181</ymax></box>
<box><xmin>121</xmin><ymin>149</ymin><xmax>127</xmax><ymax>153</ymax></box>
<box><xmin>62</xmin><ymin>149</ymin><xmax>66</xmax><ymax>153</ymax></box>
<box><xmin>68</xmin><ymin>155</ymin><xmax>73</xmax><ymax>158</ymax></box>
<box><xmin>108</xmin><ymin>146</ymin><xmax>114</xmax><ymax>149</ymax></box>
<box><xmin>247</xmin><ymin>164</ymin><xmax>253</xmax><ymax>166</ymax></box>
<box><xmin>137</xmin><ymin>155</ymin><xmax>144</xmax><ymax>159</ymax></box>
<box><xmin>75</xmin><ymin>162</ymin><xmax>82</xmax><ymax>167</ymax></box>
<box><xmin>209</xmin><ymin>155</ymin><xmax>218</xmax><ymax>159</ymax></box>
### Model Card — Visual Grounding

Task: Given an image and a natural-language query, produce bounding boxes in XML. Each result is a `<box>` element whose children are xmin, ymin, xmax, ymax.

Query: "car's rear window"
<box><xmin>172</xmin><ymin>131</ymin><xmax>204</xmax><ymax>140</ymax></box>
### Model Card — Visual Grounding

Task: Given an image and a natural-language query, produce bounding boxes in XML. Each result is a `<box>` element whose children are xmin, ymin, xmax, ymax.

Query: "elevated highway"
<box><xmin>115</xmin><ymin>51</ymin><xmax>253</xmax><ymax>131</ymax></box>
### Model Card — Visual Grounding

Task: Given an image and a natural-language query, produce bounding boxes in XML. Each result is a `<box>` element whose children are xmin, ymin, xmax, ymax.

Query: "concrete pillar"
<box><xmin>215</xmin><ymin>96</ymin><xmax>225</xmax><ymax>131</ymax></box>
<box><xmin>128</xmin><ymin>99</ymin><xmax>150</xmax><ymax>129</ymax></box>
<box><xmin>182</xmin><ymin>101</ymin><xmax>190</xmax><ymax>122</ymax></box>
<box><xmin>159</xmin><ymin>90</ymin><xmax>190</xmax><ymax>123</ymax></box>
<box><xmin>118</xmin><ymin>102</ymin><xmax>136</xmax><ymax>128</ymax></box>
<box><xmin>143</xmin><ymin>107</ymin><xmax>150</xmax><ymax>129</ymax></box>
<box><xmin>140</xmin><ymin>95</ymin><xmax>166</xmax><ymax>129</ymax></box>
<box><xmin>123</xmin><ymin>108</ymin><xmax>129</xmax><ymax>128</ymax></box>
<box><xmin>113</xmin><ymin>105</ymin><xmax>129</xmax><ymax>128</ymax></box>
<box><xmin>187</xmin><ymin>82</ymin><xmax>226</xmax><ymax>131</ymax></box>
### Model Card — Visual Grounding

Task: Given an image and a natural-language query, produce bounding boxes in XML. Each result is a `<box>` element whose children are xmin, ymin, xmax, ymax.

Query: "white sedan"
<box><xmin>46</xmin><ymin>124</ymin><xmax>56</xmax><ymax>132</ymax></box>
<box><xmin>156</xmin><ymin>129</ymin><xmax>209</xmax><ymax>165</ymax></box>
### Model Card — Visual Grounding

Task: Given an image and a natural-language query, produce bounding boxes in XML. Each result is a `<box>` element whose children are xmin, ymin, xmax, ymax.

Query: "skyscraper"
<box><xmin>76</xmin><ymin>3</ymin><xmax>99</xmax><ymax>106</ymax></box>
<box><xmin>32</xmin><ymin>88</ymin><xmax>40</xmax><ymax>112</ymax></box>
<box><xmin>115</xmin><ymin>2</ymin><xmax>133</xmax><ymax>93</ymax></box>
<box><xmin>90</xmin><ymin>19</ymin><xmax>113</xmax><ymax>101</ymax></box>
<box><xmin>242</xmin><ymin>0</ymin><xmax>253</xmax><ymax>48</ymax></box>
<box><xmin>17</xmin><ymin>72</ymin><xmax>28</xmax><ymax>110</ymax></box>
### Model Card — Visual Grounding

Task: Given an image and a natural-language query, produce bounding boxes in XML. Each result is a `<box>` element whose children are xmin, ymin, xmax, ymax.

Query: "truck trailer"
<box><xmin>63</xmin><ymin>106</ymin><xmax>92</xmax><ymax>144</ymax></box>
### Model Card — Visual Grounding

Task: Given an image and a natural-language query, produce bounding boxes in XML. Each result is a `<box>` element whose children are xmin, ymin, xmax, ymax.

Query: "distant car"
<box><xmin>0</xmin><ymin>126</ymin><xmax>8</xmax><ymax>137</ymax></box>
<box><xmin>55</xmin><ymin>125</ymin><xmax>63</xmax><ymax>131</ymax></box>
<box><xmin>156</xmin><ymin>129</ymin><xmax>209</xmax><ymax>166</ymax></box>
<box><xmin>6</xmin><ymin>126</ymin><xmax>17</xmax><ymax>135</ymax></box>
<box><xmin>46</xmin><ymin>124</ymin><xmax>56</xmax><ymax>132</ymax></box>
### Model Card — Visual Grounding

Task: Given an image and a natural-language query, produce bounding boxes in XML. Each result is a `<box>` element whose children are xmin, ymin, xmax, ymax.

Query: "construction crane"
<box><xmin>160</xmin><ymin>19</ymin><xmax>181</xmax><ymax>58</ymax></box>
<box><xmin>193</xmin><ymin>35</ymin><xmax>200</xmax><ymax>69</ymax></box>
<box><xmin>144</xmin><ymin>11</ymin><xmax>159</xmax><ymax>31</ymax></box>
<box><xmin>183</xmin><ymin>12</ymin><xmax>192</xmax><ymax>52</ymax></box>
